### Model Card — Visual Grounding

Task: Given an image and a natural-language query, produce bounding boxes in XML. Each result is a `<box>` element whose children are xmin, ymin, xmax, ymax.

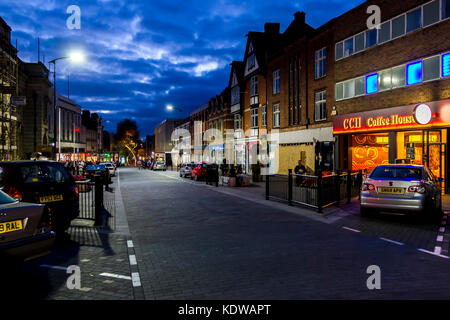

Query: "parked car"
<box><xmin>100</xmin><ymin>162</ymin><xmax>116</xmax><ymax>177</ymax></box>
<box><xmin>180</xmin><ymin>163</ymin><xmax>197</xmax><ymax>178</ymax></box>
<box><xmin>191</xmin><ymin>162</ymin><xmax>208</xmax><ymax>181</ymax></box>
<box><xmin>360</xmin><ymin>164</ymin><xmax>442</xmax><ymax>218</ymax></box>
<box><xmin>84</xmin><ymin>164</ymin><xmax>111</xmax><ymax>184</ymax></box>
<box><xmin>0</xmin><ymin>190</ymin><xmax>55</xmax><ymax>261</ymax></box>
<box><xmin>153</xmin><ymin>161</ymin><xmax>166</xmax><ymax>171</ymax></box>
<box><xmin>0</xmin><ymin>161</ymin><xmax>79</xmax><ymax>234</ymax></box>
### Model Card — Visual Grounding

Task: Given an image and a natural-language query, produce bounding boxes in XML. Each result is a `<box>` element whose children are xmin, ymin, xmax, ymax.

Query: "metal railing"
<box><xmin>76</xmin><ymin>178</ymin><xmax>104</xmax><ymax>225</ymax></box>
<box><xmin>266</xmin><ymin>169</ymin><xmax>363</xmax><ymax>213</ymax></box>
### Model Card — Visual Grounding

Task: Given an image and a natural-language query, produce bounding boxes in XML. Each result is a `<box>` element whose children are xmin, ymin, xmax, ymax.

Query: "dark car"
<box><xmin>0</xmin><ymin>190</ymin><xmax>55</xmax><ymax>261</ymax></box>
<box><xmin>84</xmin><ymin>164</ymin><xmax>111</xmax><ymax>185</ymax></box>
<box><xmin>0</xmin><ymin>161</ymin><xmax>79</xmax><ymax>234</ymax></box>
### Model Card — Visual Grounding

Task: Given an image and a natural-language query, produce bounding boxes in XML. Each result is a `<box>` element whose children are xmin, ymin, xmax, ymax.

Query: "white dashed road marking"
<box><xmin>129</xmin><ymin>254</ymin><xmax>137</xmax><ymax>265</ymax></box>
<box><xmin>132</xmin><ymin>272</ymin><xmax>141</xmax><ymax>287</ymax></box>
<box><xmin>127</xmin><ymin>240</ymin><xmax>134</xmax><ymax>248</ymax></box>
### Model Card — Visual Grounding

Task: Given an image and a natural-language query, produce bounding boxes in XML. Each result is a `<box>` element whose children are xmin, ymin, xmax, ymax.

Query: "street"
<box><xmin>5</xmin><ymin>167</ymin><xmax>450</xmax><ymax>300</ymax></box>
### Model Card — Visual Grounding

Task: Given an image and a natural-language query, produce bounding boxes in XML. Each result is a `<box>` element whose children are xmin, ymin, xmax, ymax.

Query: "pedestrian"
<box><xmin>137</xmin><ymin>160</ymin><xmax>142</xmax><ymax>170</ymax></box>
<box><xmin>294</xmin><ymin>160</ymin><xmax>307</xmax><ymax>187</ymax></box>
<box><xmin>236</xmin><ymin>165</ymin><xmax>244</xmax><ymax>187</ymax></box>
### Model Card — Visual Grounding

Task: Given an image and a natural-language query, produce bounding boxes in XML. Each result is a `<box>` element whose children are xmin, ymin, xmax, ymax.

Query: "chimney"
<box><xmin>294</xmin><ymin>11</ymin><xmax>306</xmax><ymax>25</ymax></box>
<box><xmin>264</xmin><ymin>22</ymin><xmax>280</xmax><ymax>35</ymax></box>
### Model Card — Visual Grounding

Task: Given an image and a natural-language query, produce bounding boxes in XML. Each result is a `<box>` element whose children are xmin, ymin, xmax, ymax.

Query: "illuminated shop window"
<box><xmin>366</xmin><ymin>73</ymin><xmax>378</xmax><ymax>94</ymax></box>
<box><xmin>406</xmin><ymin>61</ymin><xmax>422</xmax><ymax>85</ymax></box>
<box><xmin>443</xmin><ymin>53</ymin><xmax>450</xmax><ymax>77</ymax></box>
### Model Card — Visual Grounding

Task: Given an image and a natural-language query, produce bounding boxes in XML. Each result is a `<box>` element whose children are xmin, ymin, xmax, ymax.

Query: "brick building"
<box><xmin>331</xmin><ymin>0</ymin><xmax>450</xmax><ymax>191</ymax></box>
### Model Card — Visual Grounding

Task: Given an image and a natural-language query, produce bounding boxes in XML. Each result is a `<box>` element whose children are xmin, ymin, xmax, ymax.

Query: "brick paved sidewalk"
<box><xmin>2</xmin><ymin>177</ymin><xmax>137</xmax><ymax>300</ymax></box>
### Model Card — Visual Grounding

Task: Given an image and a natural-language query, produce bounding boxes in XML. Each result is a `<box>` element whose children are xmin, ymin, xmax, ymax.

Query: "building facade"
<box><xmin>331</xmin><ymin>0</ymin><xmax>450</xmax><ymax>192</ymax></box>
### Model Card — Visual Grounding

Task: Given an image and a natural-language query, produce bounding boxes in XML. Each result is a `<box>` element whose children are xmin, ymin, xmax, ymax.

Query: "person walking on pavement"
<box><xmin>137</xmin><ymin>160</ymin><xmax>142</xmax><ymax>170</ymax></box>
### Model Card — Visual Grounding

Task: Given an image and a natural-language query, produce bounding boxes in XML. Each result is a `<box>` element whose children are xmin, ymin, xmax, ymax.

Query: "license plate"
<box><xmin>378</xmin><ymin>187</ymin><xmax>404</xmax><ymax>194</ymax></box>
<box><xmin>0</xmin><ymin>220</ymin><xmax>23</xmax><ymax>234</ymax></box>
<box><xmin>39</xmin><ymin>194</ymin><xmax>63</xmax><ymax>203</ymax></box>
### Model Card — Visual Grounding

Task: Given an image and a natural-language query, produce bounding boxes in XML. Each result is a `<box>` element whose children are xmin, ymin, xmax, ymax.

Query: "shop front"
<box><xmin>333</xmin><ymin>99</ymin><xmax>450</xmax><ymax>193</ymax></box>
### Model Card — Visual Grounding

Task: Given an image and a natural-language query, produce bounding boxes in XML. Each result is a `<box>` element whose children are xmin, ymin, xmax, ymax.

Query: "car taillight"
<box><xmin>7</xmin><ymin>186</ymin><xmax>23</xmax><ymax>201</ymax></box>
<box><xmin>38</xmin><ymin>206</ymin><xmax>52</xmax><ymax>229</ymax></box>
<box><xmin>361</xmin><ymin>183</ymin><xmax>375</xmax><ymax>192</ymax></box>
<box><xmin>408</xmin><ymin>185</ymin><xmax>426</xmax><ymax>193</ymax></box>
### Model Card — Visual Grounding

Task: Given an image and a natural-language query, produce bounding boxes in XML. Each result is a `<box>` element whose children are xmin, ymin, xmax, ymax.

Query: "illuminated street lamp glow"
<box><xmin>166</xmin><ymin>105</ymin><xmax>174</xmax><ymax>111</ymax></box>
<box><xmin>69</xmin><ymin>51</ymin><xmax>85</xmax><ymax>63</ymax></box>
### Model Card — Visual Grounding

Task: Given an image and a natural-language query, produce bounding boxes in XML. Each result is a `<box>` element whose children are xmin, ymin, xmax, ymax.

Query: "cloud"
<box><xmin>2</xmin><ymin>0</ymin><xmax>365</xmax><ymax>135</ymax></box>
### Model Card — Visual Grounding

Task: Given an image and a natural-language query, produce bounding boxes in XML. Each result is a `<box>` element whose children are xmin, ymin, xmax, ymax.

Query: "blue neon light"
<box><xmin>407</xmin><ymin>61</ymin><xmax>422</xmax><ymax>85</ymax></box>
<box><xmin>366</xmin><ymin>73</ymin><xmax>378</xmax><ymax>94</ymax></box>
<box><xmin>443</xmin><ymin>53</ymin><xmax>450</xmax><ymax>77</ymax></box>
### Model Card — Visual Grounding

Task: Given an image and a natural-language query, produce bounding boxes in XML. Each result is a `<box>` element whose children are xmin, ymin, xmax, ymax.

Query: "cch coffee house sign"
<box><xmin>333</xmin><ymin>99</ymin><xmax>450</xmax><ymax>134</ymax></box>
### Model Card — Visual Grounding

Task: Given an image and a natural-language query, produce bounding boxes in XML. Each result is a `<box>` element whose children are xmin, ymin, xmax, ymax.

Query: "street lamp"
<box><xmin>166</xmin><ymin>104</ymin><xmax>183</xmax><ymax>112</ymax></box>
<box><xmin>49</xmin><ymin>51</ymin><xmax>85</xmax><ymax>161</ymax></box>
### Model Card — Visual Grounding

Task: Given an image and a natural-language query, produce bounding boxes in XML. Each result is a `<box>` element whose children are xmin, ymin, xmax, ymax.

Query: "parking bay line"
<box><xmin>40</xmin><ymin>264</ymin><xmax>68</xmax><ymax>271</ymax></box>
<box><xmin>418</xmin><ymin>248</ymin><xmax>450</xmax><ymax>259</ymax></box>
<box><xmin>99</xmin><ymin>272</ymin><xmax>132</xmax><ymax>281</ymax></box>
<box><xmin>127</xmin><ymin>240</ymin><xmax>134</xmax><ymax>248</ymax></box>
<box><xmin>129</xmin><ymin>254</ymin><xmax>137</xmax><ymax>265</ymax></box>
<box><xmin>380</xmin><ymin>237</ymin><xmax>404</xmax><ymax>246</ymax></box>
<box><xmin>342</xmin><ymin>226</ymin><xmax>360</xmax><ymax>233</ymax></box>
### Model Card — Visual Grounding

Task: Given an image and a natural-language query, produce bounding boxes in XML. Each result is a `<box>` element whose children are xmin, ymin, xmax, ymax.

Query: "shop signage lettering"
<box><xmin>333</xmin><ymin>100</ymin><xmax>450</xmax><ymax>134</ymax></box>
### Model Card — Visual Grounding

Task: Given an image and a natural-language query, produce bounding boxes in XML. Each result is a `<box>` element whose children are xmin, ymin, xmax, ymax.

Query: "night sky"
<box><xmin>1</xmin><ymin>0</ymin><xmax>364</xmax><ymax>137</ymax></box>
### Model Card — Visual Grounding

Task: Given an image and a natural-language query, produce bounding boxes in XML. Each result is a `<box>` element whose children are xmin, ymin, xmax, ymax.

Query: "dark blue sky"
<box><xmin>1</xmin><ymin>0</ymin><xmax>364</xmax><ymax>137</ymax></box>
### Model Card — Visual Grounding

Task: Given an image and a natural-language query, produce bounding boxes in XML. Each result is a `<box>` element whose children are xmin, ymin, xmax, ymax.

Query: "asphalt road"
<box><xmin>118</xmin><ymin>168</ymin><xmax>450</xmax><ymax>299</ymax></box>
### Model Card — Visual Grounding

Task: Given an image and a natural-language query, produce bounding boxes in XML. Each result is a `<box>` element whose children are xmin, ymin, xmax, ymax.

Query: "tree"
<box><xmin>114</xmin><ymin>119</ymin><xmax>140</xmax><ymax>165</ymax></box>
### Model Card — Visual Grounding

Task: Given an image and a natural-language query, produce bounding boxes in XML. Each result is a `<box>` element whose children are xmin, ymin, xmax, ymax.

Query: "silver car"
<box><xmin>0</xmin><ymin>190</ymin><xmax>55</xmax><ymax>261</ymax></box>
<box><xmin>153</xmin><ymin>161</ymin><xmax>166</xmax><ymax>171</ymax></box>
<box><xmin>100</xmin><ymin>162</ymin><xmax>116</xmax><ymax>177</ymax></box>
<box><xmin>179</xmin><ymin>163</ymin><xmax>196</xmax><ymax>178</ymax></box>
<box><xmin>360</xmin><ymin>164</ymin><xmax>442</xmax><ymax>217</ymax></box>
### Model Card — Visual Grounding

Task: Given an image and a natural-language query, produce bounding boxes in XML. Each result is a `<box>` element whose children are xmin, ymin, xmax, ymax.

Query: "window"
<box><xmin>335</xmin><ymin>42</ymin><xmax>343</xmax><ymax>60</ymax></box>
<box><xmin>355</xmin><ymin>33</ymin><xmax>365</xmax><ymax>53</ymax></box>
<box><xmin>443</xmin><ymin>53</ymin><xmax>450</xmax><ymax>77</ymax></box>
<box><xmin>273</xmin><ymin>69</ymin><xmax>280</xmax><ymax>94</ymax></box>
<box><xmin>378</xmin><ymin>21</ymin><xmax>391</xmax><ymax>43</ymax></box>
<box><xmin>315</xmin><ymin>47</ymin><xmax>326</xmax><ymax>79</ymax></box>
<box><xmin>392</xmin><ymin>14</ymin><xmax>406</xmax><ymax>38</ymax></box>
<box><xmin>262</xmin><ymin>105</ymin><xmax>267</xmax><ymax>126</ymax></box>
<box><xmin>314</xmin><ymin>90</ymin><xmax>326</xmax><ymax>121</ymax></box>
<box><xmin>355</xmin><ymin>77</ymin><xmax>365</xmax><ymax>96</ymax></box>
<box><xmin>251</xmin><ymin>108</ymin><xmax>259</xmax><ymax>128</ymax></box>
<box><xmin>365</xmin><ymin>29</ymin><xmax>377</xmax><ymax>48</ymax></box>
<box><xmin>406</xmin><ymin>8</ymin><xmax>422</xmax><ymax>33</ymax></box>
<box><xmin>366</xmin><ymin>74</ymin><xmax>378</xmax><ymax>94</ymax></box>
<box><xmin>231</xmin><ymin>86</ymin><xmax>240</xmax><ymax>105</ymax></box>
<box><xmin>343</xmin><ymin>79</ymin><xmax>355</xmax><ymax>99</ymax></box>
<box><xmin>407</xmin><ymin>61</ymin><xmax>422</xmax><ymax>85</ymax></box>
<box><xmin>379</xmin><ymin>69</ymin><xmax>392</xmax><ymax>91</ymax></box>
<box><xmin>234</xmin><ymin>114</ymin><xmax>242</xmax><ymax>130</ymax></box>
<box><xmin>335</xmin><ymin>82</ymin><xmax>344</xmax><ymax>101</ymax></box>
<box><xmin>423</xmin><ymin>56</ymin><xmax>440</xmax><ymax>81</ymax></box>
<box><xmin>443</xmin><ymin>0</ymin><xmax>450</xmax><ymax>19</ymax></box>
<box><xmin>344</xmin><ymin>38</ymin><xmax>353</xmax><ymax>57</ymax></box>
<box><xmin>392</xmin><ymin>65</ymin><xmax>406</xmax><ymax>88</ymax></box>
<box><xmin>423</xmin><ymin>0</ymin><xmax>440</xmax><ymax>26</ymax></box>
<box><xmin>250</xmin><ymin>76</ymin><xmax>258</xmax><ymax>96</ymax></box>
<box><xmin>248</xmin><ymin>54</ymin><xmax>255</xmax><ymax>70</ymax></box>
<box><xmin>273</xmin><ymin>104</ymin><xmax>280</xmax><ymax>127</ymax></box>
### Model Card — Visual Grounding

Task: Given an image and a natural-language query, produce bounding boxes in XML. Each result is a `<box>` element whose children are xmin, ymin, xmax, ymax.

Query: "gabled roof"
<box><xmin>228</xmin><ymin>61</ymin><xmax>244</xmax><ymax>88</ymax></box>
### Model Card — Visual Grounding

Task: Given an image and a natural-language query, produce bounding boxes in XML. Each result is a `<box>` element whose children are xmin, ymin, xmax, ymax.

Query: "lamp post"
<box><xmin>49</xmin><ymin>51</ymin><xmax>84</xmax><ymax>161</ymax></box>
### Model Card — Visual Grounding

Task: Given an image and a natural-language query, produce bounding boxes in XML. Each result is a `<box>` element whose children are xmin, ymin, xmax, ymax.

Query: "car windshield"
<box><xmin>370</xmin><ymin>166</ymin><xmax>423</xmax><ymax>180</ymax></box>
<box><xmin>0</xmin><ymin>189</ymin><xmax>17</xmax><ymax>204</ymax></box>
<box><xmin>19</xmin><ymin>163</ymin><xmax>71</xmax><ymax>184</ymax></box>
<box><xmin>157</xmin><ymin>162</ymin><xmax>164</xmax><ymax>165</ymax></box>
